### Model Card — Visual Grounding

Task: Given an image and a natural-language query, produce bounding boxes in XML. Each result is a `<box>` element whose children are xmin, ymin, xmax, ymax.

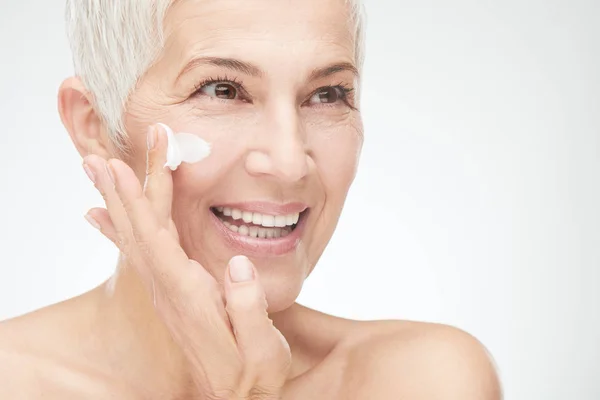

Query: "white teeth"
<box><xmin>215</xmin><ymin>207</ymin><xmax>302</xmax><ymax>228</ymax></box>
<box><xmin>261</xmin><ymin>215</ymin><xmax>275</xmax><ymax>227</ymax></box>
<box><xmin>242</xmin><ymin>211</ymin><xmax>253</xmax><ymax>223</ymax></box>
<box><xmin>274</xmin><ymin>215</ymin><xmax>287</xmax><ymax>227</ymax></box>
<box><xmin>249</xmin><ymin>226</ymin><xmax>259</xmax><ymax>238</ymax></box>
<box><xmin>231</xmin><ymin>209</ymin><xmax>242</xmax><ymax>220</ymax></box>
<box><xmin>224</xmin><ymin>223</ymin><xmax>289</xmax><ymax>239</ymax></box>
<box><xmin>223</xmin><ymin>221</ymin><xmax>239</xmax><ymax>232</ymax></box>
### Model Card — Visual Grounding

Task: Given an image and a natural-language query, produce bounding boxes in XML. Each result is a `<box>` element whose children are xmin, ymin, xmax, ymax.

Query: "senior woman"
<box><xmin>0</xmin><ymin>0</ymin><xmax>501</xmax><ymax>398</ymax></box>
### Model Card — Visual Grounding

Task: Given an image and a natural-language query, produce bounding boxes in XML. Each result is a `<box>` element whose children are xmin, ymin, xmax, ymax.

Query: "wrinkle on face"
<box><xmin>162</xmin><ymin>0</ymin><xmax>356</xmax><ymax>85</ymax></box>
<box><xmin>120</xmin><ymin>0</ymin><xmax>363</xmax><ymax>312</ymax></box>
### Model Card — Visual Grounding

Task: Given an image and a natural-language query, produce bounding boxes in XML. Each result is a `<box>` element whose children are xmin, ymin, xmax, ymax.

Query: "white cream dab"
<box><xmin>158</xmin><ymin>123</ymin><xmax>211</xmax><ymax>171</ymax></box>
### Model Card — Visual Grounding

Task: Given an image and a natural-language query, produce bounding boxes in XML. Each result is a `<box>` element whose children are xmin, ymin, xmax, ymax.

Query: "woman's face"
<box><xmin>122</xmin><ymin>0</ymin><xmax>363</xmax><ymax>311</ymax></box>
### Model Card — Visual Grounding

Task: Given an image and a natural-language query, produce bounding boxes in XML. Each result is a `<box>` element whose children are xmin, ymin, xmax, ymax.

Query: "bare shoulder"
<box><xmin>0</xmin><ymin>314</ymin><xmax>62</xmax><ymax>398</ymax></box>
<box><xmin>0</xmin><ymin>321</ymin><xmax>38</xmax><ymax>398</ymax></box>
<box><xmin>338</xmin><ymin>319</ymin><xmax>503</xmax><ymax>399</ymax></box>
<box><xmin>0</xmin><ymin>309</ymin><xmax>135</xmax><ymax>399</ymax></box>
<box><xmin>280</xmin><ymin>305</ymin><xmax>501</xmax><ymax>399</ymax></box>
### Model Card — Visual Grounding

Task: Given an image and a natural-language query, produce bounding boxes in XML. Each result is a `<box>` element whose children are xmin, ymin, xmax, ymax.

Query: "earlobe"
<box><xmin>58</xmin><ymin>77</ymin><xmax>111</xmax><ymax>159</ymax></box>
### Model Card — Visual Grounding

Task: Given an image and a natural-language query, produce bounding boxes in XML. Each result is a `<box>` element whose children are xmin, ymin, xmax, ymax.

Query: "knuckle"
<box><xmin>206</xmin><ymin>388</ymin><xmax>241</xmax><ymax>400</ymax></box>
<box><xmin>116</xmin><ymin>232</ymin><xmax>132</xmax><ymax>253</ymax></box>
<box><xmin>207</xmin><ymin>385</ymin><xmax>279</xmax><ymax>400</ymax></box>
<box><xmin>146</xmin><ymin>154</ymin><xmax>156</xmax><ymax>174</ymax></box>
<box><xmin>119</xmin><ymin>188</ymin><xmax>144</xmax><ymax>215</ymax></box>
<box><xmin>248</xmin><ymin>386</ymin><xmax>280</xmax><ymax>400</ymax></box>
<box><xmin>146</xmin><ymin>156</ymin><xmax>166</xmax><ymax>182</ymax></box>
<box><xmin>135</xmin><ymin>237</ymin><xmax>154</xmax><ymax>257</ymax></box>
<box><xmin>119</xmin><ymin>195</ymin><xmax>135</xmax><ymax>214</ymax></box>
<box><xmin>98</xmin><ymin>186</ymin><xmax>109</xmax><ymax>201</ymax></box>
<box><xmin>131</xmin><ymin>225</ymin><xmax>165</xmax><ymax>257</ymax></box>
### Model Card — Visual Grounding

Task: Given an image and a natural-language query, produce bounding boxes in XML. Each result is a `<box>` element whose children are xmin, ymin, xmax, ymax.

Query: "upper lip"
<box><xmin>212</xmin><ymin>201</ymin><xmax>308</xmax><ymax>215</ymax></box>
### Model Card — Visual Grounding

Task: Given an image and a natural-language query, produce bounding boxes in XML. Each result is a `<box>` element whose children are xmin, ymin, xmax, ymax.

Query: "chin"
<box><xmin>262</xmin><ymin>274</ymin><xmax>305</xmax><ymax>313</ymax></box>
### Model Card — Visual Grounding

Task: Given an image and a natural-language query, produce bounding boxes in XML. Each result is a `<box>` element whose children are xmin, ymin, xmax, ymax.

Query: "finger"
<box><xmin>85</xmin><ymin>207</ymin><xmax>117</xmax><ymax>243</ymax></box>
<box><xmin>106</xmin><ymin>157</ymin><xmax>191</xmax><ymax>287</ymax></box>
<box><xmin>224</xmin><ymin>256</ymin><xmax>292</xmax><ymax>389</ymax></box>
<box><xmin>82</xmin><ymin>155</ymin><xmax>134</xmax><ymax>252</ymax></box>
<box><xmin>143</xmin><ymin>124</ymin><xmax>173</xmax><ymax>227</ymax></box>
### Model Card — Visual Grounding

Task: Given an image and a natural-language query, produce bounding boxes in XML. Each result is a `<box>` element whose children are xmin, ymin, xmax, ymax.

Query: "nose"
<box><xmin>245</xmin><ymin>104</ymin><xmax>309</xmax><ymax>183</ymax></box>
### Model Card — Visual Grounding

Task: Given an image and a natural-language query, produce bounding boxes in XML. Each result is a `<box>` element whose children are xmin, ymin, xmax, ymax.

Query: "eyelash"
<box><xmin>193</xmin><ymin>75</ymin><xmax>249</xmax><ymax>101</ymax></box>
<box><xmin>191</xmin><ymin>75</ymin><xmax>356</xmax><ymax>110</ymax></box>
<box><xmin>326</xmin><ymin>81</ymin><xmax>356</xmax><ymax>110</ymax></box>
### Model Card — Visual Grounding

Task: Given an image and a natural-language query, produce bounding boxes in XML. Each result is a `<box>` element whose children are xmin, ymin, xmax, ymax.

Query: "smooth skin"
<box><xmin>0</xmin><ymin>0</ymin><xmax>502</xmax><ymax>398</ymax></box>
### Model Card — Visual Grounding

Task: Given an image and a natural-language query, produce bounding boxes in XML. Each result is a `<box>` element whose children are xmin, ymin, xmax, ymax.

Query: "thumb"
<box><xmin>224</xmin><ymin>256</ymin><xmax>291</xmax><ymax>390</ymax></box>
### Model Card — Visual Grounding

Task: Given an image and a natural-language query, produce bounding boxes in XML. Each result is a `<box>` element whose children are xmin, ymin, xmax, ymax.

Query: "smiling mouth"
<box><xmin>210</xmin><ymin>206</ymin><xmax>306</xmax><ymax>239</ymax></box>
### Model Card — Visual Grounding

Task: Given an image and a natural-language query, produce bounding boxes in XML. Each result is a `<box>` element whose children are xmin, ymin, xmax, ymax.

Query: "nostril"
<box><xmin>274</xmin><ymin>156</ymin><xmax>309</xmax><ymax>182</ymax></box>
<box><xmin>245</xmin><ymin>148</ymin><xmax>309</xmax><ymax>182</ymax></box>
<box><xmin>245</xmin><ymin>151</ymin><xmax>273</xmax><ymax>177</ymax></box>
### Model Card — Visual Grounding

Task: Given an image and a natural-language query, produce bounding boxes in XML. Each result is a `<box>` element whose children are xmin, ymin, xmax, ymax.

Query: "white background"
<box><xmin>1</xmin><ymin>1</ymin><xmax>599</xmax><ymax>399</ymax></box>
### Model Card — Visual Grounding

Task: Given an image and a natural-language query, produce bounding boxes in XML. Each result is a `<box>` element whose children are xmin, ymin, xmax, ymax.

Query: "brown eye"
<box><xmin>214</xmin><ymin>83</ymin><xmax>236</xmax><ymax>99</ymax></box>
<box><xmin>309</xmin><ymin>86</ymin><xmax>343</xmax><ymax>104</ymax></box>
<box><xmin>200</xmin><ymin>82</ymin><xmax>238</xmax><ymax>99</ymax></box>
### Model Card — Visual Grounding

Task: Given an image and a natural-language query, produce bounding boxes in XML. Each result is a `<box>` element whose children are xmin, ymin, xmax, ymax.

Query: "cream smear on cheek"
<box><xmin>158</xmin><ymin>123</ymin><xmax>212</xmax><ymax>171</ymax></box>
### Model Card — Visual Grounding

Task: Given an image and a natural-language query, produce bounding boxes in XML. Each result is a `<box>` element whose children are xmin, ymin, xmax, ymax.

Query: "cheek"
<box><xmin>308</xmin><ymin>115</ymin><xmax>363</xmax><ymax>198</ymax></box>
<box><xmin>169</xmin><ymin>113</ymin><xmax>261</xmax><ymax>196</ymax></box>
<box><xmin>171</xmin><ymin>109</ymin><xmax>261</xmax><ymax>158</ymax></box>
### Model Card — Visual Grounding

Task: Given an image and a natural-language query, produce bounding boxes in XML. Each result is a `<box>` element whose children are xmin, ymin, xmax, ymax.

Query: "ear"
<box><xmin>58</xmin><ymin>77</ymin><xmax>112</xmax><ymax>160</ymax></box>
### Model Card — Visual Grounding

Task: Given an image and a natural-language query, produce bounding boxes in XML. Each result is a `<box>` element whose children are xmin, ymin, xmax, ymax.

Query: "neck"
<box><xmin>90</xmin><ymin>256</ymin><xmax>195</xmax><ymax>397</ymax></box>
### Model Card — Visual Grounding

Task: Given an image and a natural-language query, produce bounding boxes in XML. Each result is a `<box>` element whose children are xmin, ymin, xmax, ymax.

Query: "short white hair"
<box><xmin>65</xmin><ymin>0</ymin><xmax>366</xmax><ymax>150</ymax></box>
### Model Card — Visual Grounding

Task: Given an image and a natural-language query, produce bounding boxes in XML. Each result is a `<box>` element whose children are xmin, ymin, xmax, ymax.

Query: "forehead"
<box><xmin>162</xmin><ymin>0</ymin><xmax>356</xmax><ymax>69</ymax></box>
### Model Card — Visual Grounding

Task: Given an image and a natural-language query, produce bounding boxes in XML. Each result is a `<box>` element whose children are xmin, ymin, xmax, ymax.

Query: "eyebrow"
<box><xmin>308</xmin><ymin>62</ymin><xmax>360</xmax><ymax>81</ymax></box>
<box><xmin>177</xmin><ymin>57</ymin><xmax>359</xmax><ymax>82</ymax></box>
<box><xmin>177</xmin><ymin>57</ymin><xmax>264</xmax><ymax>81</ymax></box>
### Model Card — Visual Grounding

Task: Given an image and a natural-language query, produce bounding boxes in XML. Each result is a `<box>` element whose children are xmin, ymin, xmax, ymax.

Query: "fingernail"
<box><xmin>84</xmin><ymin>213</ymin><xmax>101</xmax><ymax>230</ymax></box>
<box><xmin>229</xmin><ymin>256</ymin><xmax>255</xmax><ymax>283</ymax></box>
<box><xmin>147</xmin><ymin>126</ymin><xmax>156</xmax><ymax>150</ymax></box>
<box><xmin>105</xmin><ymin>163</ymin><xmax>116</xmax><ymax>185</ymax></box>
<box><xmin>83</xmin><ymin>163</ymin><xmax>96</xmax><ymax>184</ymax></box>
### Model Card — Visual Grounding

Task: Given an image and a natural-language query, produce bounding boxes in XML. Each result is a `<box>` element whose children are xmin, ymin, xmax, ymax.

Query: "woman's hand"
<box><xmin>81</xmin><ymin>125</ymin><xmax>291</xmax><ymax>400</ymax></box>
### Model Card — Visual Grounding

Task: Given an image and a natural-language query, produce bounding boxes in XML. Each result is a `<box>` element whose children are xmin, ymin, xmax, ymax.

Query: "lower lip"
<box><xmin>209</xmin><ymin>210</ymin><xmax>308</xmax><ymax>257</ymax></box>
